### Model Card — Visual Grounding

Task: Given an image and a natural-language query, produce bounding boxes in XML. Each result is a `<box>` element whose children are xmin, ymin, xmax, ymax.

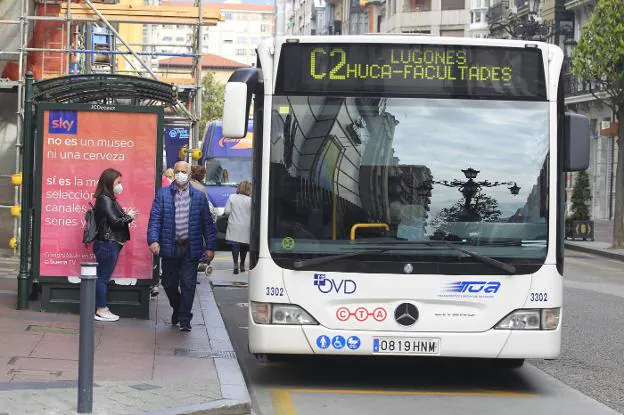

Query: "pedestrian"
<box><xmin>190</xmin><ymin>165</ymin><xmax>219</xmax><ymax>280</ymax></box>
<box><xmin>93</xmin><ymin>168</ymin><xmax>137</xmax><ymax>322</ymax></box>
<box><xmin>147</xmin><ymin>161</ymin><xmax>216</xmax><ymax>331</ymax></box>
<box><xmin>161</xmin><ymin>168</ymin><xmax>174</xmax><ymax>187</ymax></box>
<box><xmin>190</xmin><ymin>165</ymin><xmax>218</xmax><ymax>224</ymax></box>
<box><xmin>224</xmin><ymin>180</ymin><xmax>252</xmax><ymax>274</ymax></box>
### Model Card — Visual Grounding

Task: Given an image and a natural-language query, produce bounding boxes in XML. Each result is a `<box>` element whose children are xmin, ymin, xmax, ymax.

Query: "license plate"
<box><xmin>373</xmin><ymin>337</ymin><xmax>440</xmax><ymax>355</ymax></box>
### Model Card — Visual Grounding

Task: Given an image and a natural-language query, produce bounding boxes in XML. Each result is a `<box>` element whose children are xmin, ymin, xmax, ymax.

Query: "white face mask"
<box><xmin>175</xmin><ymin>172</ymin><xmax>189</xmax><ymax>185</ymax></box>
<box><xmin>113</xmin><ymin>183</ymin><xmax>123</xmax><ymax>195</ymax></box>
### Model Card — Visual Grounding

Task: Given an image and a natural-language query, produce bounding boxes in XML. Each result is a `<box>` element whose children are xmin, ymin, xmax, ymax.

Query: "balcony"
<box><xmin>486</xmin><ymin>0</ymin><xmax>509</xmax><ymax>23</ymax></box>
<box><xmin>386</xmin><ymin>9</ymin><xmax>466</xmax><ymax>32</ymax></box>
<box><xmin>563</xmin><ymin>73</ymin><xmax>608</xmax><ymax>103</ymax></box>
<box><xmin>564</xmin><ymin>0</ymin><xmax>596</xmax><ymax>10</ymax></box>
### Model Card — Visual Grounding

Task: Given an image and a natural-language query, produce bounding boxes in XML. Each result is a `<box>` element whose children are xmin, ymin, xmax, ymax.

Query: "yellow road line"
<box><xmin>270</xmin><ymin>389</ymin><xmax>297</xmax><ymax>415</ymax></box>
<box><xmin>285</xmin><ymin>388</ymin><xmax>533</xmax><ymax>397</ymax></box>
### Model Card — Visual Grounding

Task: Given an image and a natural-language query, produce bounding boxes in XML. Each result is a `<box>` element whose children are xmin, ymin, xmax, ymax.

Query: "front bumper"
<box><xmin>248</xmin><ymin>320</ymin><xmax>561</xmax><ymax>359</ymax></box>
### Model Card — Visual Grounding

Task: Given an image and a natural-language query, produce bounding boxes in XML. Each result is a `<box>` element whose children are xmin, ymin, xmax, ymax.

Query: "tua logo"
<box><xmin>313</xmin><ymin>274</ymin><xmax>357</xmax><ymax>294</ymax></box>
<box><xmin>49</xmin><ymin>111</ymin><xmax>77</xmax><ymax>134</ymax></box>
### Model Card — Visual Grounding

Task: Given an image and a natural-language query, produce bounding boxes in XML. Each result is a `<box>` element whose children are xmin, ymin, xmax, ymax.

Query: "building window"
<box><xmin>175</xmin><ymin>36</ymin><xmax>185</xmax><ymax>42</ymax></box>
<box><xmin>236</xmin><ymin>49</ymin><xmax>246</xmax><ymax>56</ymax></box>
<box><xmin>441</xmin><ymin>0</ymin><xmax>464</xmax><ymax>10</ymax></box>
<box><xmin>261</xmin><ymin>24</ymin><xmax>269</xmax><ymax>32</ymax></box>
<box><xmin>475</xmin><ymin>11</ymin><xmax>481</xmax><ymax>22</ymax></box>
<box><xmin>224</xmin><ymin>39</ymin><xmax>234</xmax><ymax>44</ymax></box>
<box><xmin>223</xmin><ymin>11</ymin><xmax>232</xmax><ymax>19</ymax></box>
<box><xmin>162</xmin><ymin>36</ymin><xmax>172</xmax><ymax>41</ymax></box>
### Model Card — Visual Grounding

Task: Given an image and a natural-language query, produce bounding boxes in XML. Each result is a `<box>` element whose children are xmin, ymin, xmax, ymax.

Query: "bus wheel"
<box><xmin>496</xmin><ymin>359</ymin><xmax>525</xmax><ymax>369</ymax></box>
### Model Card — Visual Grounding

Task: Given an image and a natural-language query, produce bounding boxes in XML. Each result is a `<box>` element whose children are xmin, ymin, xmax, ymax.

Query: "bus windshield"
<box><xmin>268</xmin><ymin>96</ymin><xmax>550</xmax><ymax>273</ymax></box>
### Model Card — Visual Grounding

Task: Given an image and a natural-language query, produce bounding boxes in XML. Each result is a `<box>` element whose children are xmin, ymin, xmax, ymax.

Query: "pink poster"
<box><xmin>38</xmin><ymin>108</ymin><xmax>159</xmax><ymax>279</ymax></box>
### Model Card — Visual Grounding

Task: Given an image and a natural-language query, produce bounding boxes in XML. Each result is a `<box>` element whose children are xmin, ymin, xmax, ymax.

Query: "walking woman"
<box><xmin>224</xmin><ymin>180</ymin><xmax>252</xmax><ymax>274</ymax></box>
<box><xmin>93</xmin><ymin>168</ymin><xmax>136</xmax><ymax>321</ymax></box>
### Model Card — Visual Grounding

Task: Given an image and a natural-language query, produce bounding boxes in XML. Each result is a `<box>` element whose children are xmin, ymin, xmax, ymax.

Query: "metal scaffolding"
<box><xmin>0</xmin><ymin>0</ymin><xmax>220</xmax><ymax>256</ymax></box>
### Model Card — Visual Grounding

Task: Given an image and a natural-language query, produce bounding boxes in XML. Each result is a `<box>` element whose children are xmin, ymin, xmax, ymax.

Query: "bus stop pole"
<box><xmin>17</xmin><ymin>72</ymin><xmax>34</xmax><ymax>310</ymax></box>
<box><xmin>77</xmin><ymin>262</ymin><xmax>98</xmax><ymax>414</ymax></box>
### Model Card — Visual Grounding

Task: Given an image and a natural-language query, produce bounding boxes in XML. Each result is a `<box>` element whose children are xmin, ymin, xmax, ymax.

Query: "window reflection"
<box><xmin>269</xmin><ymin>96</ymin><xmax>549</xmax><ymax>262</ymax></box>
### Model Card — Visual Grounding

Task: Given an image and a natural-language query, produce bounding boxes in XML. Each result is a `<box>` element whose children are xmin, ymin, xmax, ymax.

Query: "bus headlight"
<box><xmin>251</xmin><ymin>302</ymin><xmax>318</xmax><ymax>325</ymax></box>
<box><xmin>494</xmin><ymin>308</ymin><xmax>560</xmax><ymax>330</ymax></box>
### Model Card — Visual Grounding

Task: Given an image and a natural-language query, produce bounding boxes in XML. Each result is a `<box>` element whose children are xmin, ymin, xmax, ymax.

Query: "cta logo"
<box><xmin>49</xmin><ymin>110</ymin><xmax>77</xmax><ymax>134</ymax></box>
<box><xmin>313</xmin><ymin>274</ymin><xmax>356</xmax><ymax>294</ymax></box>
<box><xmin>336</xmin><ymin>306</ymin><xmax>387</xmax><ymax>322</ymax></box>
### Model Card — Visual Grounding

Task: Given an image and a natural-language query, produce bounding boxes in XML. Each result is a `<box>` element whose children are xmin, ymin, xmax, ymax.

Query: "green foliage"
<box><xmin>571</xmin><ymin>0</ymin><xmax>624</xmax><ymax>105</ymax></box>
<box><xmin>199</xmin><ymin>71</ymin><xmax>225</xmax><ymax>135</ymax></box>
<box><xmin>569</xmin><ymin>171</ymin><xmax>592</xmax><ymax>221</ymax></box>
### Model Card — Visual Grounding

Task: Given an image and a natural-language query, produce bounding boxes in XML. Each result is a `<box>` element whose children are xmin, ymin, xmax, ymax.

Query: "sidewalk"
<box><xmin>0</xmin><ymin>251</ymin><xmax>251</xmax><ymax>415</ymax></box>
<box><xmin>564</xmin><ymin>219</ymin><xmax>624</xmax><ymax>262</ymax></box>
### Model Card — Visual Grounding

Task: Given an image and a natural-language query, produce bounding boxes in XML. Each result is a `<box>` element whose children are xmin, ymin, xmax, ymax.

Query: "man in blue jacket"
<box><xmin>148</xmin><ymin>161</ymin><xmax>216</xmax><ymax>331</ymax></box>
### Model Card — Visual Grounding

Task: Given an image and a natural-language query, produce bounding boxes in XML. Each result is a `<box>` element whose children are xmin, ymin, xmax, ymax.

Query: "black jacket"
<box><xmin>94</xmin><ymin>194</ymin><xmax>132</xmax><ymax>243</ymax></box>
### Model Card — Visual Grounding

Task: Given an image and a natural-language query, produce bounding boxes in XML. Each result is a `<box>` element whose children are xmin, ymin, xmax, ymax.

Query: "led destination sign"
<box><xmin>276</xmin><ymin>43</ymin><xmax>546</xmax><ymax>99</ymax></box>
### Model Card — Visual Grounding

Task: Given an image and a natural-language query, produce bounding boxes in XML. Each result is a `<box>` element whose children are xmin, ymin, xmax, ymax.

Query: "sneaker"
<box><xmin>171</xmin><ymin>312</ymin><xmax>179</xmax><ymax>326</ymax></box>
<box><xmin>233</xmin><ymin>268</ymin><xmax>239</xmax><ymax>275</ymax></box>
<box><xmin>179</xmin><ymin>322</ymin><xmax>192</xmax><ymax>332</ymax></box>
<box><xmin>240</xmin><ymin>266</ymin><xmax>245</xmax><ymax>273</ymax></box>
<box><xmin>95</xmin><ymin>309</ymin><xmax>120</xmax><ymax>322</ymax></box>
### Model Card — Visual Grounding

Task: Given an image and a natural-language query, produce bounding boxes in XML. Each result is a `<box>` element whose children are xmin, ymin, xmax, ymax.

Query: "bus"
<box><xmin>221</xmin><ymin>36</ymin><xmax>589</xmax><ymax>366</ymax></box>
<box><xmin>200</xmin><ymin>120</ymin><xmax>253</xmax><ymax>241</ymax></box>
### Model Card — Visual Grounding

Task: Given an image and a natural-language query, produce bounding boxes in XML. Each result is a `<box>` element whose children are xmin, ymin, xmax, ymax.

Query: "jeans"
<box><xmin>93</xmin><ymin>240</ymin><xmax>122</xmax><ymax>309</ymax></box>
<box><xmin>161</xmin><ymin>244</ymin><xmax>198</xmax><ymax>324</ymax></box>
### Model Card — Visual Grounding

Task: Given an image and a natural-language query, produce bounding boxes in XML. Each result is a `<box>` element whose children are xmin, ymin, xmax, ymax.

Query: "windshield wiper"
<box><xmin>292</xmin><ymin>249</ymin><xmax>385</xmax><ymax>269</ymax></box>
<box><xmin>350</xmin><ymin>240</ymin><xmax>516</xmax><ymax>274</ymax></box>
<box><xmin>441</xmin><ymin>242</ymin><xmax>516</xmax><ymax>274</ymax></box>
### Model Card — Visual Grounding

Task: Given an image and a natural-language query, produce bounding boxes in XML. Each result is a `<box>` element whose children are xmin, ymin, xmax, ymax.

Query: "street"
<box><xmin>212</xmin><ymin>251</ymin><xmax>624</xmax><ymax>415</ymax></box>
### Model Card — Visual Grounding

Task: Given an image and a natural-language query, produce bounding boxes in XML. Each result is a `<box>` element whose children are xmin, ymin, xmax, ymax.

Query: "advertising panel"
<box><xmin>163</xmin><ymin>125</ymin><xmax>190</xmax><ymax>169</ymax></box>
<box><xmin>36</xmin><ymin>105</ymin><xmax>162</xmax><ymax>279</ymax></box>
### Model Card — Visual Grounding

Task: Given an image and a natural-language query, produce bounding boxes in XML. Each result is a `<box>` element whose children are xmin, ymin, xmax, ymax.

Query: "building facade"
<box><xmin>156</xmin><ymin>2</ymin><xmax>274</xmax><ymax>66</ymax></box>
<box><xmin>381</xmin><ymin>0</ymin><xmax>468</xmax><ymax>36</ymax></box>
<box><xmin>561</xmin><ymin>0</ymin><xmax>616</xmax><ymax>220</ymax></box>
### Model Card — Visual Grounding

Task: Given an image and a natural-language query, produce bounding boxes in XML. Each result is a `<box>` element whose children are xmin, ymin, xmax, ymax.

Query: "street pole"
<box><xmin>17</xmin><ymin>72</ymin><xmax>34</xmax><ymax>310</ymax></box>
<box><xmin>77</xmin><ymin>262</ymin><xmax>98</xmax><ymax>414</ymax></box>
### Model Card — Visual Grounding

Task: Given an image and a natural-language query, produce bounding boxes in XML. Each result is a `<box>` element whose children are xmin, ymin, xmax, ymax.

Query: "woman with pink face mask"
<box><xmin>93</xmin><ymin>168</ymin><xmax>137</xmax><ymax>322</ymax></box>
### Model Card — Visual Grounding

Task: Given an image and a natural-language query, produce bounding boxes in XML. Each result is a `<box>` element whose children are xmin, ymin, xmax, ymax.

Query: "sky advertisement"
<box><xmin>37</xmin><ymin>107</ymin><xmax>160</xmax><ymax>279</ymax></box>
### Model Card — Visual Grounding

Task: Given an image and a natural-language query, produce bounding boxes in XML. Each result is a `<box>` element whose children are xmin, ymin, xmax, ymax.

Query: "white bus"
<box><xmin>221</xmin><ymin>35</ymin><xmax>589</xmax><ymax>367</ymax></box>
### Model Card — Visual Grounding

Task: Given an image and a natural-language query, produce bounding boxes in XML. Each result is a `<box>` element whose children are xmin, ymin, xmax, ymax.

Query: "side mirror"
<box><xmin>563</xmin><ymin>112</ymin><xmax>590</xmax><ymax>172</ymax></box>
<box><xmin>222</xmin><ymin>82</ymin><xmax>249</xmax><ymax>138</ymax></box>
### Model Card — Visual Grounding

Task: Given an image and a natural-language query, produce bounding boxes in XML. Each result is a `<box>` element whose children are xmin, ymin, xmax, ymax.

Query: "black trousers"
<box><xmin>161</xmin><ymin>244</ymin><xmax>198</xmax><ymax>324</ymax></box>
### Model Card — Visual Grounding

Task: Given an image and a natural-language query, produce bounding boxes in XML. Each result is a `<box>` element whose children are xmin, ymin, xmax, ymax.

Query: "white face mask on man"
<box><xmin>113</xmin><ymin>183</ymin><xmax>123</xmax><ymax>195</ymax></box>
<box><xmin>175</xmin><ymin>172</ymin><xmax>189</xmax><ymax>185</ymax></box>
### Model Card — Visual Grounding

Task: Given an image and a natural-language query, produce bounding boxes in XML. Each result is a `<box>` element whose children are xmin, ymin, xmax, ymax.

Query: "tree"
<box><xmin>430</xmin><ymin>191</ymin><xmax>502</xmax><ymax>238</ymax></box>
<box><xmin>199</xmin><ymin>71</ymin><xmax>225</xmax><ymax>136</ymax></box>
<box><xmin>569</xmin><ymin>171</ymin><xmax>592</xmax><ymax>221</ymax></box>
<box><xmin>571</xmin><ymin>0</ymin><xmax>624</xmax><ymax>247</ymax></box>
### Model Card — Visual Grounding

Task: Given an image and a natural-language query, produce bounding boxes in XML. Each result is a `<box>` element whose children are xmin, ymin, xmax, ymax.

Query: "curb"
<box><xmin>140</xmin><ymin>399</ymin><xmax>250</xmax><ymax>415</ymax></box>
<box><xmin>565</xmin><ymin>243</ymin><xmax>624</xmax><ymax>262</ymax></box>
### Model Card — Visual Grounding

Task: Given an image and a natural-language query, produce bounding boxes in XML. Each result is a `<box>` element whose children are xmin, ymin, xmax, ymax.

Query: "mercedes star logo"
<box><xmin>404</xmin><ymin>263</ymin><xmax>414</xmax><ymax>274</ymax></box>
<box><xmin>394</xmin><ymin>303</ymin><xmax>419</xmax><ymax>326</ymax></box>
